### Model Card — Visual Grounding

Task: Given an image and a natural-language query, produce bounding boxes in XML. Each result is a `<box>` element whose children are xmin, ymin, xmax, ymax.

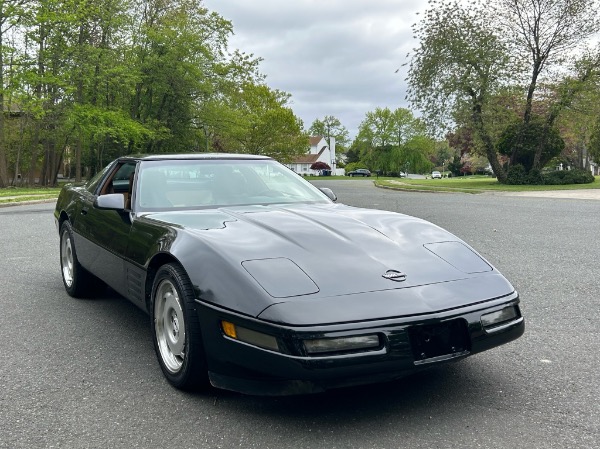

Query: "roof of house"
<box><xmin>293</xmin><ymin>145</ymin><xmax>329</xmax><ymax>164</ymax></box>
<box><xmin>309</xmin><ymin>136</ymin><xmax>323</xmax><ymax>147</ymax></box>
<box><xmin>293</xmin><ymin>153</ymin><xmax>320</xmax><ymax>164</ymax></box>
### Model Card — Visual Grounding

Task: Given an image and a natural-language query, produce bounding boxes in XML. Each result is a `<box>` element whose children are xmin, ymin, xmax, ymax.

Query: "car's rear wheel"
<box><xmin>151</xmin><ymin>263</ymin><xmax>209</xmax><ymax>390</ymax></box>
<box><xmin>59</xmin><ymin>221</ymin><xmax>99</xmax><ymax>298</ymax></box>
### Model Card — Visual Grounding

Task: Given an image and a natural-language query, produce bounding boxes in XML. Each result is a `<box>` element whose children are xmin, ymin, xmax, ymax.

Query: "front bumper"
<box><xmin>195</xmin><ymin>292</ymin><xmax>524</xmax><ymax>395</ymax></box>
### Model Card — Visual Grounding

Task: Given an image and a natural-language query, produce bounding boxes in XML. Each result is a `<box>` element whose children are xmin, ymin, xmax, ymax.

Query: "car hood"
<box><xmin>142</xmin><ymin>203</ymin><xmax>512</xmax><ymax>322</ymax></box>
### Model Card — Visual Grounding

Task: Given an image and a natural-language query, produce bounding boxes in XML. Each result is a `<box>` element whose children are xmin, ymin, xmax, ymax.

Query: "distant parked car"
<box><xmin>347</xmin><ymin>168</ymin><xmax>371</xmax><ymax>177</ymax></box>
<box><xmin>431</xmin><ymin>171</ymin><xmax>442</xmax><ymax>179</ymax></box>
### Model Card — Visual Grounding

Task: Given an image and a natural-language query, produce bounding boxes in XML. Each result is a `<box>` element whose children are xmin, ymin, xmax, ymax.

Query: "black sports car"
<box><xmin>54</xmin><ymin>154</ymin><xmax>524</xmax><ymax>395</ymax></box>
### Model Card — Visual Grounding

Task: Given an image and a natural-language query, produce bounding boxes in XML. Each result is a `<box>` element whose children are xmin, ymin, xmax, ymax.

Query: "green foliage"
<box><xmin>355</xmin><ymin>107</ymin><xmax>426</xmax><ymax>147</ymax></box>
<box><xmin>505</xmin><ymin>165</ymin><xmax>593</xmax><ymax>185</ymax></box>
<box><xmin>497</xmin><ymin>120</ymin><xmax>565</xmax><ymax>172</ymax></box>
<box><xmin>210</xmin><ymin>83</ymin><xmax>307</xmax><ymax>161</ymax></box>
<box><xmin>0</xmin><ymin>0</ymin><xmax>307</xmax><ymax>185</ymax></box>
<box><xmin>350</xmin><ymin>108</ymin><xmax>434</xmax><ymax>174</ymax></box>
<box><xmin>447</xmin><ymin>154</ymin><xmax>465</xmax><ymax>177</ymax></box>
<box><xmin>543</xmin><ymin>169</ymin><xmax>595</xmax><ymax>185</ymax></box>
<box><xmin>408</xmin><ymin>0</ymin><xmax>600</xmax><ymax>183</ymax></box>
<box><xmin>589</xmin><ymin>116</ymin><xmax>600</xmax><ymax>163</ymax></box>
<box><xmin>309</xmin><ymin>116</ymin><xmax>350</xmax><ymax>149</ymax></box>
<box><xmin>407</xmin><ymin>1</ymin><xmax>511</xmax><ymax>132</ymax></box>
<box><xmin>344</xmin><ymin>162</ymin><xmax>368</xmax><ymax>173</ymax></box>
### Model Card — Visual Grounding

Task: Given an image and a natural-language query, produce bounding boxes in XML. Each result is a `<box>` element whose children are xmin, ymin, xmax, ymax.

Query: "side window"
<box><xmin>97</xmin><ymin>161</ymin><xmax>138</xmax><ymax>209</ymax></box>
<box><xmin>110</xmin><ymin>163</ymin><xmax>137</xmax><ymax>194</ymax></box>
<box><xmin>86</xmin><ymin>162</ymin><xmax>115</xmax><ymax>194</ymax></box>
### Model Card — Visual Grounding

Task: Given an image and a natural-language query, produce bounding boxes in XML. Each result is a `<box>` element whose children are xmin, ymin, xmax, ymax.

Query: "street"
<box><xmin>1</xmin><ymin>181</ymin><xmax>598</xmax><ymax>448</ymax></box>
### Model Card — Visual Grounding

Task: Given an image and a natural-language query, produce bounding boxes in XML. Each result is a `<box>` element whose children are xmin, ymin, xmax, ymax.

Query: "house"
<box><xmin>286</xmin><ymin>136</ymin><xmax>338</xmax><ymax>175</ymax></box>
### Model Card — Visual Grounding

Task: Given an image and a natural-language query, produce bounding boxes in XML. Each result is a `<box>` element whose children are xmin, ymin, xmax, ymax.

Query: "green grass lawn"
<box><xmin>374</xmin><ymin>175</ymin><xmax>600</xmax><ymax>193</ymax></box>
<box><xmin>0</xmin><ymin>187</ymin><xmax>61</xmax><ymax>203</ymax></box>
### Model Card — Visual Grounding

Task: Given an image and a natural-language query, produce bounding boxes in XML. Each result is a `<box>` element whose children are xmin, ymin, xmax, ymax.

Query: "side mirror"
<box><xmin>94</xmin><ymin>193</ymin><xmax>125</xmax><ymax>211</ymax></box>
<box><xmin>319</xmin><ymin>187</ymin><xmax>337</xmax><ymax>202</ymax></box>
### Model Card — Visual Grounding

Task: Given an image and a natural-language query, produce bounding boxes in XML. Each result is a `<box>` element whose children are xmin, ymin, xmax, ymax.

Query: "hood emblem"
<box><xmin>382</xmin><ymin>270</ymin><xmax>407</xmax><ymax>282</ymax></box>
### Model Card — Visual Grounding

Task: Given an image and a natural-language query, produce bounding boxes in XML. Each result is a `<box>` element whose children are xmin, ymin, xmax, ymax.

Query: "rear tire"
<box><xmin>59</xmin><ymin>221</ymin><xmax>100</xmax><ymax>298</ymax></box>
<box><xmin>151</xmin><ymin>263</ymin><xmax>209</xmax><ymax>390</ymax></box>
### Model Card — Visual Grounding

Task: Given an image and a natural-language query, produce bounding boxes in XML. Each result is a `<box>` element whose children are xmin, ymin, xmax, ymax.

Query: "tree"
<box><xmin>0</xmin><ymin>0</ymin><xmax>28</xmax><ymax>187</ymax></box>
<box><xmin>0</xmin><ymin>0</ymin><xmax>308</xmax><ymax>185</ymax></box>
<box><xmin>447</xmin><ymin>153</ymin><xmax>465</xmax><ymax>177</ymax></box>
<box><xmin>351</xmin><ymin>107</ymin><xmax>435</xmax><ymax>174</ymax></box>
<box><xmin>408</xmin><ymin>1</ymin><xmax>511</xmax><ymax>181</ymax></box>
<box><xmin>407</xmin><ymin>0</ymin><xmax>600</xmax><ymax>183</ymax></box>
<box><xmin>560</xmin><ymin>75</ymin><xmax>600</xmax><ymax>167</ymax></box>
<box><xmin>310</xmin><ymin>161</ymin><xmax>330</xmax><ymax>171</ymax></box>
<box><xmin>355</xmin><ymin>107</ymin><xmax>427</xmax><ymax>147</ymax></box>
<box><xmin>497</xmin><ymin>119</ymin><xmax>565</xmax><ymax>172</ymax></box>
<box><xmin>309</xmin><ymin>115</ymin><xmax>349</xmax><ymax>148</ymax></box>
<box><xmin>588</xmin><ymin>115</ymin><xmax>600</xmax><ymax>164</ymax></box>
<box><xmin>496</xmin><ymin>0</ymin><xmax>600</xmax><ymax>169</ymax></box>
<box><xmin>211</xmin><ymin>83</ymin><xmax>307</xmax><ymax>162</ymax></box>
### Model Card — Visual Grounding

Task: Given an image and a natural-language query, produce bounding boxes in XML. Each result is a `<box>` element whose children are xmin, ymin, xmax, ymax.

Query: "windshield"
<box><xmin>135</xmin><ymin>159</ymin><xmax>331</xmax><ymax>211</ymax></box>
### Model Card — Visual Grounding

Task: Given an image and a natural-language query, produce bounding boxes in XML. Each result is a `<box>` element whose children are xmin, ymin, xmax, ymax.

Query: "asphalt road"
<box><xmin>1</xmin><ymin>181</ymin><xmax>598</xmax><ymax>449</ymax></box>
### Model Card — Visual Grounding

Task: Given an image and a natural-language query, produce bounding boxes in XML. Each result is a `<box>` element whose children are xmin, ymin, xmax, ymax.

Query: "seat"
<box><xmin>211</xmin><ymin>166</ymin><xmax>248</xmax><ymax>205</ymax></box>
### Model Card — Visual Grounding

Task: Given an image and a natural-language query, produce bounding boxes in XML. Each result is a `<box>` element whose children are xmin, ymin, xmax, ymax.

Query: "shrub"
<box><xmin>506</xmin><ymin>164</ymin><xmax>527</xmax><ymax>185</ymax></box>
<box><xmin>526</xmin><ymin>168</ymin><xmax>544</xmax><ymax>185</ymax></box>
<box><xmin>344</xmin><ymin>162</ymin><xmax>368</xmax><ymax>173</ymax></box>
<box><xmin>543</xmin><ymin>169</ymin><xmax>594</xmax><ymax>185</ymax></box>
<box><xmin>497</xmin><ymin>120</ymin><xmax>565</xmax><ymax>172</ymax></box>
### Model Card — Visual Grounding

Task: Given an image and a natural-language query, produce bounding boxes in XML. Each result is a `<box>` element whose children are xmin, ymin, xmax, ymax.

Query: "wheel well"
<box><xmin>144</xmin><ymin>253</ymin><xmax>181</xmax><ymax>311</ymax></box>
<box><xmin>58</xmin><ymin>211</ymin><xmax>69</xmax><ymax>229</ymax></box>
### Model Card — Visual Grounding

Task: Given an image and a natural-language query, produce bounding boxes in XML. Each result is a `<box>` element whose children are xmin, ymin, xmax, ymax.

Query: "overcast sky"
<box><xmin>202</xmin><ymin>0</ymin><xmax>425</xmax><ymax>139</ymax></box>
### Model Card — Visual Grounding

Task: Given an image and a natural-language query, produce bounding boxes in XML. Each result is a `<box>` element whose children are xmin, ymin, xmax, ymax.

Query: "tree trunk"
<box><xmin>75</xmin><ymin>137</ymin><xmax>82</xmax><ymax>182</ymax></box>
<box><xmin>472</xmin><ymin>99</ymin><xmax>507</xmax><ymax>183</ymax></box>
<box><xmin>0</xmin><ymin>21</ymin><xmax>8</xmax><ymax>188</ymax></box>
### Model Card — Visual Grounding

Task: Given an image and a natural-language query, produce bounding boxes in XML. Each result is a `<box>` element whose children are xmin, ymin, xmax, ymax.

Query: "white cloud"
<box><xmin>203</xmin><ymin>0</ymin><xmax>425</xmax><ymax>139</ymax></box>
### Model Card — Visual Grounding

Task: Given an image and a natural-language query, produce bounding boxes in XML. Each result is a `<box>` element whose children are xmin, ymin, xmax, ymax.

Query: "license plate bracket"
<box><xmin>408</xmin><ymin>319</ymin><xmax>470</xmax><ymax>365</ymax></box>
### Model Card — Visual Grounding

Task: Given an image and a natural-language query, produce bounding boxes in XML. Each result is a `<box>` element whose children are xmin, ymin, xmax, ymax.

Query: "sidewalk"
<box><xmin>0</xmin><ymin>197</ymin><xmax>58</xmax><ymax>208</ymax></box>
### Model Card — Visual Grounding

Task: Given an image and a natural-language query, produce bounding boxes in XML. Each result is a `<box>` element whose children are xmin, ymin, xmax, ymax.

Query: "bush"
<box><xmin>506</xmin><ymin>164</ymin><xmax>527</xmax><ymax>185</ymax></box>
<box><xmin>344</xmin><ymin>162</ymin><xmax>368</xmax><ymax>173</ymax></box>
<box><xmin>526</xmin><ymin>168</ymin><xmax>544</xmax><ymax>185</ymax></box>
<box><xmin>497</xmin><ymin>120</ymin><xmax>565</xmax><ymax>172</ymax></box>
<box><xmin>543</xmin><ymin>169</ymin><xmax>595</xmax><ymax>185</ymax></box>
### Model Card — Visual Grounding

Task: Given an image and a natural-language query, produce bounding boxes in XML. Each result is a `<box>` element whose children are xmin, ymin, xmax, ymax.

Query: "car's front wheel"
<box><xmin>151</xmin><ymin>263</ymin><xmax>209</xmax><ymax>390</ymax></box>
<box><xmin>59</xmin><ymin>221</ymin><xmax>99</xmax><ymax>298</ymax></box>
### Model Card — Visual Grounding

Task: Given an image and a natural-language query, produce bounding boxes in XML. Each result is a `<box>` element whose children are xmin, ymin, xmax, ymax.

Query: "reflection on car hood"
<box><xmin>144</xmin><ymin>203</ymin><xmax>499</xmax><ymax>302</ymax></box>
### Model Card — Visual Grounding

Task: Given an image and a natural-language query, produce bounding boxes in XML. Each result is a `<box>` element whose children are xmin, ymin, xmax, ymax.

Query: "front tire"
<box><xmin>151</xmin><ymin>263</ymin><xmax>209</xmax><ymax>390</ymax></box>
<box><xmin>59</xmin><ymin>221</ymin><xmax>99</xmax><ymax>298</ymax></box>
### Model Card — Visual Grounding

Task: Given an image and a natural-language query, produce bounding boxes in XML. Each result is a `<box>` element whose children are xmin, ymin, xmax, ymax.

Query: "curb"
<box><xmin>0</xmin><ymin>198</ymin><xmax>58</xmax><ymax>208</ymax></box>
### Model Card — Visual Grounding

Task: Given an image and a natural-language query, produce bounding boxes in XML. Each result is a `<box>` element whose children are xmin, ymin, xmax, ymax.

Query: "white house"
<box><xmin>286</xmin><ymin>136</ymin><xmax>338</xmax><ymax>175</ymax></box>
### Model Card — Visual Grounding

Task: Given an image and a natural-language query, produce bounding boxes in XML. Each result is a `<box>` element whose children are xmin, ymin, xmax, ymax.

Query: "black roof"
<box><xmin>119</xmin><ymin>153</ymin><xmax>273</xmax><ymax>162</ymax></box>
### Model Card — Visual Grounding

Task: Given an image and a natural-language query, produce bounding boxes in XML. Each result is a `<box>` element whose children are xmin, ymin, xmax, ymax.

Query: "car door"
<box><xmin>75</xmin><ymin>160</ymin><xmax>138</xmax><ymax>296</ymax></box>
